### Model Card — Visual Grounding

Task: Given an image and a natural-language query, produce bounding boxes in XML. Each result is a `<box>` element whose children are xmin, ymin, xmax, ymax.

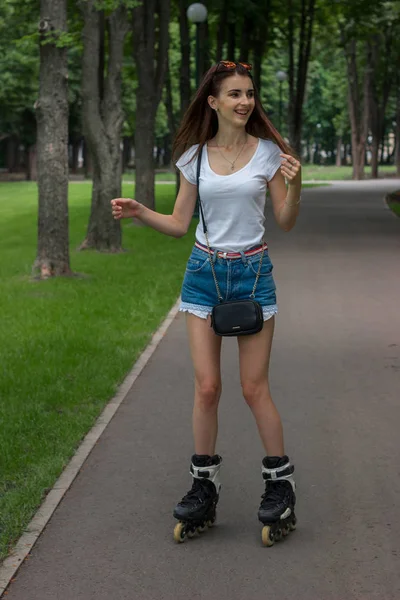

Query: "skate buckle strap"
<box><xmin>190</xmin><ymin>465</ymin><xmax>211</xmax><ymax>478</ymax></box>
<box><xmin>262</xmin><ymin>462</ymin><xmax>294</xmax><ymax>481</ymax></box>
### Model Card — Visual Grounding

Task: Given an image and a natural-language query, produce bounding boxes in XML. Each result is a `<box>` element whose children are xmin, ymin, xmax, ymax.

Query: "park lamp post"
<box><xmin>276</xmin><ymin>70</ymin><xmax>287</xmax><ymax>132</ymax></box>
<box><xmin>187</xmin><ymin>3</ymin><xmax>208</xmax><ymax>218</ymax></box>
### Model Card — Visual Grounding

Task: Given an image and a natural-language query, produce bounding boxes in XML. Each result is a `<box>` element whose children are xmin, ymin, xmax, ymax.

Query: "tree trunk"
<box><xmin>336</xmin><ymin>137</ymin><xmax>342</xmax><ymax>167</ymax></box>
<box><xmin>83</xmin><ymin>138</ymin><xmax>92</xmax><ymax>179</ymax></box>
<box><xmin>33</xmin><ymin>0</ymin><xmax>70</xmax><ymax>278</ymax></box>
<box><xmin>240</xmin><ymin>15</ymin><xmax>252</xmax><ymax>63</ymax></box>
<box><xmin>80</xmin><ymin>1</ymin><xmax>128</xmax><ymax>251</ymax></box>
<box><xmin>216</xmin><ymin>0</ymin><xmax>228</xmax><ymax>61</ymax></box>
<box><xmin>288</xmin><ymin>0</ymin><xmax>316</xmax><ymax>155</ymax></box>
<box><xmin>27</xmin><ymin>145</ymin><xmax>37</xmax><ymax>181</ymax></box>
<box><xmin>6</xmin><ymin>135</ymin><xmax>19</xmax><ymax>172</ymax></box>
<box><xmin>179</xmin><ymin>0</ymin><xmax>191</xmax><ymax>117</ymax></box>
<box><xmin>132</xmin><ymin>0</ymin><xmax>170</xmax><ymax>211</ymax></box>
<box><xmin>343</xmin><ymin>38</ymin><xmax>371</xmax><ymax>180</ymax></box>
<box><xmin>396</xmin><ymin>76</ymin><xmax>400</xmax><ymax>177</ymax></box>
<box><xmin>369</xmin><ymin>30</ymin><xmax>393</xmax><ymax>179</ymax></box>
<box><xmin>227</xmin><ymin>17</ymin><xmax>235</xmax><ymax>61</ymax></box>
<box><xmin>122</xmin><ymin>137</ymin><xmax>131</xmax><ymax>172</ymax></box>
<box><xmin>70</xmin><ymin>137</ymin><xmax>81</xmax><ymax>173</ymax></box>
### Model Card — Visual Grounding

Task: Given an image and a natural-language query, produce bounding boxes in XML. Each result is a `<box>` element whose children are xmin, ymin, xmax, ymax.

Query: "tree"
<box><xmin>33</xmin><ymin>0</ymin><xmax>71</xmax><ymax>278</ymax></box>
<box><xmin>80</xmin><ymin>0</ymin><xmax>129</xmax><ymax>251</ymax></box>
<box><xmin>287</xmin><ymin>0</ymin><xmax>316</xmax><ymax>155</ymax></box>
<box><xmin>132</xmin><ymin>0</ymin><xmax>171</xmax><ymax>211</ymax></box>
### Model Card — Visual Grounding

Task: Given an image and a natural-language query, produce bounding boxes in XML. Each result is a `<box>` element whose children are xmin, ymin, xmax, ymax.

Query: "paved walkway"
<box><xmin>3</xmin><ymin>180</ymin><xmax>400</xmax><ymax>600</ymax></box>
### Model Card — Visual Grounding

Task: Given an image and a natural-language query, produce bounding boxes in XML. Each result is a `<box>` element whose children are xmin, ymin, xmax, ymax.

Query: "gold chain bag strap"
<box><xmin>196</xmin><ymin>145</ymin><xmax>264</xmax><ymax>336</ymax></box>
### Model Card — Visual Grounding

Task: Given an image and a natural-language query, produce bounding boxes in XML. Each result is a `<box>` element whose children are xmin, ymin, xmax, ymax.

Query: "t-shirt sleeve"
<box><xmin>265</xmin><ymin>141</ymin><xmax>282</xmax><ymax>182</ymax></box>
<box><xmin>175</xmin><ymin>145</ymin><xmax>198</xmax><ymax>185</ymax></box>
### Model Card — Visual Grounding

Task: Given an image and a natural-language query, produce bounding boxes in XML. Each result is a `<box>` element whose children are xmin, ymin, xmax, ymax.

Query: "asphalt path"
<box><xmin>4</xmin><ymin>179</ymin><xmax>400</xmax><ymax>600</ymax></box>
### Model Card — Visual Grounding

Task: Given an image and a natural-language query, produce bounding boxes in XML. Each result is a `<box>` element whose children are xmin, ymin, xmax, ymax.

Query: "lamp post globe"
<box><xmin>187</xmin><ymin>3</ymin><xmax>208</xmax><ymax>23</ymax></box>
<box><xmin>276</xmin><ymin>70</ymin><xmax>287</xmax><ymax>83</ymax></box>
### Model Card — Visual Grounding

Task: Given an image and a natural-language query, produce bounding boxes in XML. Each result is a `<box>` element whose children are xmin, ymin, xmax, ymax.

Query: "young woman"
<box><xmin>111</xmin><ymin>61</ymin><xmax>301</xmax><ymax>546</ymax></box>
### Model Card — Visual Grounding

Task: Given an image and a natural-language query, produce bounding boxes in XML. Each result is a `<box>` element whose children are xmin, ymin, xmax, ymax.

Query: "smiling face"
<box><xmin>209</xmin><ymin>74</ymin><xmax>255</xmax><ymax>128</ymax></box>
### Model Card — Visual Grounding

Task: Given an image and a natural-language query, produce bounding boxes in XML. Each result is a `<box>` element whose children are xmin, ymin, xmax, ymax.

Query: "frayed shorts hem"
<box><xmin>179</xmin><ymin>302</ymin><xmax>278</xmax><ymax>322</ymax></box>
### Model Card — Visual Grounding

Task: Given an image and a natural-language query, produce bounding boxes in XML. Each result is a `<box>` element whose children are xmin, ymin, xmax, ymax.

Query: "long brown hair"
<box><xmin>172</xmin><ymin>62</ymin><xmax>294</xmax><ymax>164</ymax></box>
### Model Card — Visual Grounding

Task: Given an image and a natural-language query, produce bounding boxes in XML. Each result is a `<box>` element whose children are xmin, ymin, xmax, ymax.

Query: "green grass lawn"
<box><xmin>388</xmin><ymin>203</ymin><xmax>400</xmax><ymax>217</ymax></box>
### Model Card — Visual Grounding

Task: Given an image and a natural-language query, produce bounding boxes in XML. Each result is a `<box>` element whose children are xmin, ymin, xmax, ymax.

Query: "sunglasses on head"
<box><xmin>216</xmin><ymin>60</ymin><xmax>252</xmax><ymax>72</ymax></box>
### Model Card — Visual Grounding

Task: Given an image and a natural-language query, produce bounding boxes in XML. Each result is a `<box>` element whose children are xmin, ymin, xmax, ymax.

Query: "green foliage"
<box><xmin>0</xmin><ymin>0</ymin><xmax>398</xmax><ymax>165</ymax></box>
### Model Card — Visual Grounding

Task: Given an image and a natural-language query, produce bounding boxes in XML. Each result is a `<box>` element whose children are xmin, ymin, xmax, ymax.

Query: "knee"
<box><xmin>195</xmin><ymin>379</ymin><xmax>221</xmax><ymax>412</ymax></box>
<box><xmin>241</xmin><ymin>379</ymin><xmax>269</xmax><ymax>408</ymax></box>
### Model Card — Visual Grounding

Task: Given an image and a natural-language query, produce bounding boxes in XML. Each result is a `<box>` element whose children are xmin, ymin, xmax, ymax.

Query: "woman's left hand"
<box><xmin>280</xmin><ymin>153</ymin><xmax>301</xmax><ymax>185</ymax></box>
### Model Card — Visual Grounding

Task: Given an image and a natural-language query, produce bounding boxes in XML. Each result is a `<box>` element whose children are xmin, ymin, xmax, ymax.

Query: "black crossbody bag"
<box><xmin>196</xmin><ymin>145</ymin><xmax>264</xmax><ymax>337</ymax></box>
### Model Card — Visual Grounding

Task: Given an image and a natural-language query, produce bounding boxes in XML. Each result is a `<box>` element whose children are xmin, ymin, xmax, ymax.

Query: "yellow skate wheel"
<box><xmin>187</xmin><ymin>528</ymin><xmax>196</xmax><ymax>538</ymax></box>
<box><xmin>261</xmin><ymin>526</ymin><xmax>275</xmax><ymax>547</ymax></box>
<box><xmin>173</xmin><ymin>522</ymin><xmax>186</xmax><ymax>543</ymax></box>
<box><xmin>289</xmin><ymin>516</ymin><xmax>297</xmax><ymax>531</ymax></box>
<box><xmin>197</xmin><ymin>523</ymin><xmax>207</xmax><ymax>533</ymax></box>
<box><xmin>207</xmin><ymin>516</ymin><xmax>216</xmax><ymax>528</ymax></box>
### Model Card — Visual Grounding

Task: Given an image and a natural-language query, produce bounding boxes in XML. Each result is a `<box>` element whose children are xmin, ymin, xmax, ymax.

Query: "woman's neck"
<box><xmin>212</xmin><ymin>127</ymin><xmax>248</xmax><ymax>149</ymax></box>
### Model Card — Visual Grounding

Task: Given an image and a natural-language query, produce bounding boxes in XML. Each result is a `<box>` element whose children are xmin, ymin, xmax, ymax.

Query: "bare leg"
<box><xmin>237</xmin><ymin>317</ymin><xmax>284</xmax><ymax>456</ymax></box>
<box><xmin>186</xmin><ymin>314</ymin><xmax>223</xmax><ymax>456</ymax></box>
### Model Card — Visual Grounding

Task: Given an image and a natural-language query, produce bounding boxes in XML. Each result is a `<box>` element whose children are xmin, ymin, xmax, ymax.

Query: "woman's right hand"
<box><xmin>111</xmin><ymin>198</ymin><xmax>144</xmax><ymax>220</ymax></box>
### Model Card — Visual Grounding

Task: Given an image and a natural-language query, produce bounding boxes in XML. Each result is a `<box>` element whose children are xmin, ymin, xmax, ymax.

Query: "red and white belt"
<box><xmin>195</xmin><ymin>240</ymin><xmax>267</xmax><ymax>259</ymax></box>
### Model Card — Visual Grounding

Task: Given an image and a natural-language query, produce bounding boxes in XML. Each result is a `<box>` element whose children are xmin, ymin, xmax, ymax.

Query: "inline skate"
<box><xmin>173</xmin><ymin>454</ymin><xmax>222</xmax><ymax>543</ymax></box>
<box><xmin>258</xmin><ymin>455</ymin><xmax>297</xmax><ymax>547</ymax></box>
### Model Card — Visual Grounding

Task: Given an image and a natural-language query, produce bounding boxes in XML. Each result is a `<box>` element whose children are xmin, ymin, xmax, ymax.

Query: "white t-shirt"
<box><xmin>176</xmin><ymin>138</ymin><xmax>282</xmax><ymax>252</ymax></box>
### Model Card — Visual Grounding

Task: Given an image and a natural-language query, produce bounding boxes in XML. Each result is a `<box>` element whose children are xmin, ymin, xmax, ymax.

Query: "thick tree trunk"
<box><xmin>344</xmin><ymin>40</ymin><xmax>371</xmax><ymax>180</ymax></box>
<box><xmin>80</xmin><ymin>1</ymin><xmax>127</xmax><ymax>251</ymax></box>
<box><xmin>132</xmin><ymin>0</ymin><xmax>170</xmax><ymax>211</ymax></box>
<box><xmin>33</xmin><ymin>0</ymin><xmax>70</xmax><ymax>278</ymax></box>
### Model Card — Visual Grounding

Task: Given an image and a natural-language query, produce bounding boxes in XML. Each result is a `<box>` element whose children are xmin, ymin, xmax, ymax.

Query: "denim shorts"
<box><xmin>179</xmin><ymin>243</ymin><xmax>278</xmax><ymax>321</ymax></box>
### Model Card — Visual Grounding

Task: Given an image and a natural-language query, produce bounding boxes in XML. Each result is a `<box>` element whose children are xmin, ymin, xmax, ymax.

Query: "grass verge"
<box><xmin>385</xmin><ymin>190</ymin><xmax>400</xmax><ymax>217</ymax></box>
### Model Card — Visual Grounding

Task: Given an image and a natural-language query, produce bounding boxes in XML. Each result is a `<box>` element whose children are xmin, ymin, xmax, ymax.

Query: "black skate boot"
<box><xmin>173</xmin><ymin>454</ymin><xmax>222</xmax><ymax>543</ymax></box>
<box><xmin>258</xmin><ymin>455</ymin><xmax>297</xmax><ymax>547</ymax></box>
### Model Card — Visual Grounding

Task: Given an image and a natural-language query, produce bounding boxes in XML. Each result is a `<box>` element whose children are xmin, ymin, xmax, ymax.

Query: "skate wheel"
<box><xmin>261</xmin><ymin>526</ymin><xmax>275</xmax><ymax>547</ymax></box>
<box><xmin>187</xmin><ymin>528</ymin><xmax>196</xmax><ymax>538</ymax></box>
<box><xmin>197</xmin><ymin>523</ymin><xmax>207</xmax><ymax>533</ymax></box>
<box><xmin>206</xmin><ymin>515</ymin><xmax>216</xmax><ymax>528</ymax></box>
<box><xmin>282</xmin><ymin>526</ymin><xmax>289</xmax><ymax>537</ymax></box>
<box><xmin>173</xmin><ymin>522</ymin><xmax>186</xmax><ymax>543</ymax></box>
<box><xmin>275</xmin><ymin>528</ymin><xmax>283</xmax><ymax>542</ymax></box>
<box><xmin>289</xmin><ymin>516</ymin><xmax>297</xmax><ymax>531</ymax></box>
